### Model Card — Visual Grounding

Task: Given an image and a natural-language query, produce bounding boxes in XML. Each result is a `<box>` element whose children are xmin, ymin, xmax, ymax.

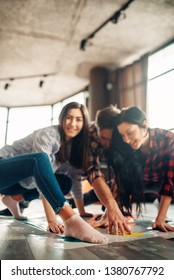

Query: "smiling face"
<box><xmin>63</xmin><ymin>108</ymin><xmax>84</xmax><ymax>141</ymax></box>
<box><xmin>117</xmin><ymin>122</ymin><xmax>148</xmax><ymax>150</ymax></box>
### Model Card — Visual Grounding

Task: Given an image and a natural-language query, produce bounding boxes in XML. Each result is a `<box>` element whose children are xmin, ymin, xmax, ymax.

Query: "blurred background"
<box><xmin>0</xmin><ymin>0</ymin><xmax>174</xmax><ymax>147</ymax></box>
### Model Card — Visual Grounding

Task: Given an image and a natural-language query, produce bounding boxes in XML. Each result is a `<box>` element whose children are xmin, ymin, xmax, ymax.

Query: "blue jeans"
<box><xmin>0</xmin><ymin>174</ymin><xmax>72</xmax><ymax>202</ymax></box>
<box><xmin>0</xmin><ymin>152</ymin><xmax>68</xmax><ymax>213</ymax></box>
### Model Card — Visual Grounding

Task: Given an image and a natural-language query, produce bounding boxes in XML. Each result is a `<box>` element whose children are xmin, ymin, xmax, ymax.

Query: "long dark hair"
<box><xmin>115</xmin><ymin>106</ymin><xmax>147</xmax><ymax>128</ymax></box>
<box><xmin>109</xmin><ymin>107</ymin><xmax>147</xmax><ymax>215</ymax></box>
<box><xmin>58</xmin><ymin>102</ymin><xmax>90</xmax><ymax>170</ymax></box>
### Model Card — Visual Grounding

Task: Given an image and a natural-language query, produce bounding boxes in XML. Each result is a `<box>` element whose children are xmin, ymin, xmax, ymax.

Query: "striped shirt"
<box><xmin>143</xmin><ymin>128</ymin><xmax>174</xmax><ymax>197</ymax></box>
<box><xmin>0</xmin><ymin>126</ymin><xmax>83</xmax><ymax>199</ymax></box>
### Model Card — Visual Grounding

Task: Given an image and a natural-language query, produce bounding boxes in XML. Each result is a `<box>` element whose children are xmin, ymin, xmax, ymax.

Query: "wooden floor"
<box><xmin>0</xmin><ymin>199</ymin><xmax>174</xmax><ymax>260</ymax></box>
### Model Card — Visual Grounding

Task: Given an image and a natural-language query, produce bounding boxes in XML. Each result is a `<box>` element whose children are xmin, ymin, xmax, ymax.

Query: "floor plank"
<box><xmin>0</xmin><ymin>239</ymin><xmax>34</xmax><ymax>260</ymax></box>
<box><xmin>0</xmin><ymin>200</ymin><xmax>174</xmax><ymax>260</ymax></box>
<box><xmin>87</xmin><ymin>237</ymin><xmax>174</xmax><ymax>260</ymax></box>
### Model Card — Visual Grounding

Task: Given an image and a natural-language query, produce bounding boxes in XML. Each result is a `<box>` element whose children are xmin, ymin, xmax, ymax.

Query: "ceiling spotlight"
<box><xmin>4</xmin><ymin>83</ymin><xmax>10</xmax><ymax>90</ymax></box>
<box><xmin>79</xmin><ymin>0</ymin><xmax>134</xmax><ymax>50</ymax></box>
<box><xmin>80</xmin><ymin>39</ymin><xmax>87</xmax><ymax>51</ymax></box>
<box><xmin>39</xmin><ymin>80</ymin><xmax>44</xmax><ymax>88</ymax></box>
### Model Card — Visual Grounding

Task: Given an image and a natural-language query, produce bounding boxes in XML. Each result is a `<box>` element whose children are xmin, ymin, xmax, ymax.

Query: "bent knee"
<box><xmin>35</xmin><ymin>152</ymin><xmax>49</xmax><ymax>162</ymax></box>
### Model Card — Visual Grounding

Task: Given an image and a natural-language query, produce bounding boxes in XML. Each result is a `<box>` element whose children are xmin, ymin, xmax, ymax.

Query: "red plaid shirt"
<box><xmin>143</xmin><ymin>128</ymin><xmax>174</xmax><ymax>197</ymax></box>
<box><xmin>86</xmin><ymin>123</ymin><xmax>110</xmax><ymax>184</ymax></box>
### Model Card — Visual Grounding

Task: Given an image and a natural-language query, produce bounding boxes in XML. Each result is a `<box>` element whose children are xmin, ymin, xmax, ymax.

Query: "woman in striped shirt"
<box><xmin>0</xmin><ymin>102</ymin><xmax>107</xmax><ymax>244</ymax></box>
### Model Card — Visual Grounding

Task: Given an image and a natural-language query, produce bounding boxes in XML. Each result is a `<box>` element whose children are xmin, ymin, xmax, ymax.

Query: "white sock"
<box><xmin>2</xmin><ymin>196</ymin><xmax>27</xmax><ymax>220</ymax></box>
<box><xmin>64</xmin><ymin>214</ymin><xmax>108</xmax><ymax>244</ymax></box>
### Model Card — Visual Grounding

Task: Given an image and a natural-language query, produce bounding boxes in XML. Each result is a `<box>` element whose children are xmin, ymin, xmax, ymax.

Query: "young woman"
<box><xmin>110</xmin><ymin>106</ymin><xmax>174</xmax><ymax>233</ymax></box>
<box><xmin>0</xmin><ymin>102</ymin><xmax>108</xmax><ymax>244</ymax></box>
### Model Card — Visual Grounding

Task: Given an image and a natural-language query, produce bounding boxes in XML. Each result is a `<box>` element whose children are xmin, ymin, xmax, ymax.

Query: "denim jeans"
<box><xmin>0</xmin><ymin>152</ymin><xmax>69</xmax><ymax>212</ymax></box>
<box><xmin>0</xmin><ymin>173</ymin><xmax>72</xmax><ymax>202</ymax></box>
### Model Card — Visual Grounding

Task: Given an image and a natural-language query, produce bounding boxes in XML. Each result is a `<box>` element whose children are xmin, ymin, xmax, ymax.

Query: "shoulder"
<box><xmin>149</xmin><ymin>128</ymin><xmax>174</xmax><ymax>149</ymax></box>
<box><xmin>35</xmin><ymin>125</ymin><xmax>59</xmax><ymax>136</ymax></box>
<box><xmin>150</xmin><ymin>128</ymin><xmax>174</xmax><ymax>139</ymax></box>
<box><xmin>34</xmin><ymin>126</ymin><xmax>60</xmax><ymax>143</ymax></box>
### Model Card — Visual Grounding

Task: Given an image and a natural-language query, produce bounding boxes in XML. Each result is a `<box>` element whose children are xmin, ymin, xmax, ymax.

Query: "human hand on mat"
<box><xmin>80</xmin><ymin>211</ymin><xmax>93</xmax><ymax>218</ymax></box>
<box><xmin>90</xmin><ymin>211</ymin><xmax>108</xmax><ymax>228</ymax></box>
<box><xmin>47</xmin><ymin>222</ymin><xmax>64</xmax><ymax>234</ymax></box>
<box><xmin>152</xmin><ymin>220</ymin><xmax>174</xmax><ymax>232</ymax></box>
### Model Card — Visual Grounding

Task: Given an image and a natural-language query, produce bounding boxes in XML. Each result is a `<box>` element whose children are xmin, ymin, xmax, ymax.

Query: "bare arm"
<box><xmin>92</xmin><ymin>177</ymin><xmax>131</xmax><ymax>234</ymax></box>
<box><xmin>41</xmin><ymin>196</ymin><xmax>64</xmax><ymax>233</ymax></box>
<box><xmin>73</xmin><ymin>198</ymin><xmax>93</xmax><ymax>217</ymax></box>
<box><xmin>153</xmin><ymin>195</ymin><xmax>174</xmax><ymax>232</ymax></box>
<box><xmin>152</xmin><ymin>144</ymin><xmax>174</xmax><ymax>232</ymax></box>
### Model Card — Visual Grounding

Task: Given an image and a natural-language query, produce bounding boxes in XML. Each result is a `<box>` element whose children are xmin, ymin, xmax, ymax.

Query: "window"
<box><xmin>62</xmin><ymin>92</ymin><xmax>86</xmax><ymax>106</ymax></box>
<box><xmin>0</xmin><ymin>107</ymin><xmax>8</xmax><ymax>148</ymax></box>
<box><xmin>147</xmin><ymin>43</ymin><xmax>174</xmax><ymax>129</ymax></box>
<box><xmin>52</xmin><ymin>102</ymin><xmax>62</xmax><ymax>125</ymax></box>
<box><xmin>0</xmin><ymin>91</ymin><xmax>88</xmax><ymax>146</ymax></box>
<box><xmin>6</xmin><ymin>106</ymin><xmax>52</xmax><ymax>144</ymax></box>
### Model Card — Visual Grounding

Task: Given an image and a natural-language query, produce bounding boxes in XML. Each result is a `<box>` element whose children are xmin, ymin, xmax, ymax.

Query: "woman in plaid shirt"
<box><xmin>110</xmin><ymin>106</ymin><xmax>174</xmax><ymax>232</ymax></box>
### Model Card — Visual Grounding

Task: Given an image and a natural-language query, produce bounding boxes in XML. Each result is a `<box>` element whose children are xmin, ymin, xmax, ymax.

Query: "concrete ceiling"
<box><xmin>0</xmin><ymin>0</ymin><xmax>174</xmax><ymax>107</ymax></box>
